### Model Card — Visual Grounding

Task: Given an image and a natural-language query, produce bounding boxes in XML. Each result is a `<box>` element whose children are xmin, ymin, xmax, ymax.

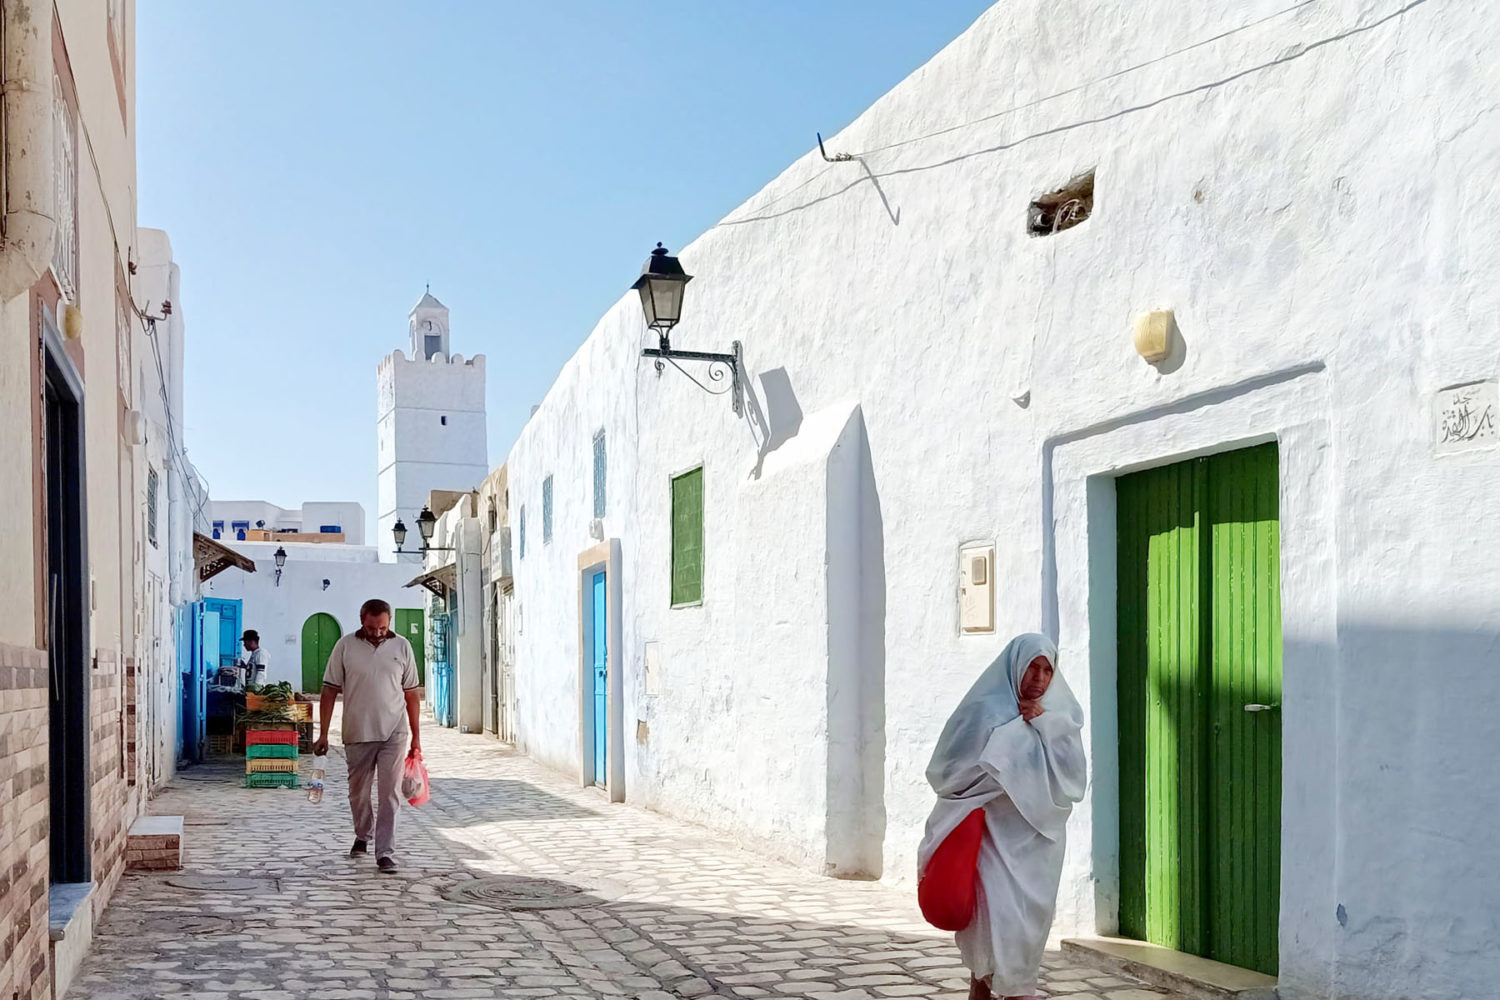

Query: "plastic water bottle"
<box><xmin>307</xmin><ymin>754</ymin><xmax>327</xmax><ymax>804</ymax></box>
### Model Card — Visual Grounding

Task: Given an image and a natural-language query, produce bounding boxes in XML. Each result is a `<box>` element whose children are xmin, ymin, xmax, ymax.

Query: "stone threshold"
<box><xmin>1062</xmin><ymin>937</ymin><xmax>1278</xmax><ymax>1000</ymax></box>
<box><xmin>48</xmin><ymin>881</ymin><xmax>94</xmax><ymax>942</ymax></box>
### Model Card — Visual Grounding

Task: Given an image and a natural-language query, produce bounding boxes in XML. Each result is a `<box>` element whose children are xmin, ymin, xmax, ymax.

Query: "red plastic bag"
<box><xmin>401</xmin><ymin>749</ymin><xmax>430</xmax><ymax>807</ymax></box>
<box><xmin>918</xmin><ymin>808</ymin><xmax>985</xmax><ymax>931</ymax></box>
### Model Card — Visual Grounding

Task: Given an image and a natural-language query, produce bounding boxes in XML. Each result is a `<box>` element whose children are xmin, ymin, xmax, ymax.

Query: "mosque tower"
<box><xmin>376</xmin><ymin>290</ymin><xmax>488</xmax><ymax>563</ymax></box>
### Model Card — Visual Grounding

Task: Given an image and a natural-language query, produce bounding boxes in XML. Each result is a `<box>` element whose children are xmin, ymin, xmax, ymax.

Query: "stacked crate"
<box><xmin>245</xmin><ymin>728</ymin><xmax>300</xmax><ymax>788</ymax></box>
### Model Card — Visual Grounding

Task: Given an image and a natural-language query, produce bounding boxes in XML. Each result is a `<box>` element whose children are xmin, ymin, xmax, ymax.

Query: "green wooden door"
<box><xmin>300</xmin><ymin>613</ymin><xmax>342</xmax><ymax>693</ymax></box>
<box><xmin>1117</xmin><ymin>443</ymin><xmax>1282</xmax><ymax>975</ymax></box>
<box><xmin>395</xmin><ymin>608</ymin><xmax>425</xmax><ymax>686</ymax></box>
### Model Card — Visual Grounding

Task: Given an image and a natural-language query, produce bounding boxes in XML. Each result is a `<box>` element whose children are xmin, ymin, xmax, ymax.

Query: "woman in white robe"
<box><xmin>918</xmin><ymin>633</ymin><xmax>1088</xmax><ymax>1000</ymax></box>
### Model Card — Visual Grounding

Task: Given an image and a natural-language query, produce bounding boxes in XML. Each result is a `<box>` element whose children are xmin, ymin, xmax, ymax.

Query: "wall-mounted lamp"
<box><xmin>273</xmin><ymin>545</ymin><xmax>287</xmax><ymax>587</ymax></box>
<box><xmin>321</xmin><ymin>578</ymin><xmax>331</xmax><ymax>591</ymax></box>
<box><xmin>633</xmin><ymin>243</ymin><xmax>742</xmax><ymax>416</ymax></box>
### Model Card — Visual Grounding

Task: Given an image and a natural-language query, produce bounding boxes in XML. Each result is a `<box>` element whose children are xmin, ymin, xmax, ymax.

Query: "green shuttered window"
<box><xmin>670</xmin><ymin>467</ymin><xmax>704</xmax><ymax>607</ymax></box>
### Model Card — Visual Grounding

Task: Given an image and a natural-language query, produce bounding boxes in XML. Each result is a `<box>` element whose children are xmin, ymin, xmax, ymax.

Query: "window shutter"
<box><xmin>670</xmin><ymin>468</ymin><xmax>704</xmax><ymax>606</ymax></box>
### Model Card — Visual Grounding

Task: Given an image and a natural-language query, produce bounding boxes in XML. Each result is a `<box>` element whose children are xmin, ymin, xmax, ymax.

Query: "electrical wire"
<box><xmin>722</xmin><ymin>0</ymin><xmax>1322</xmax><ymax>225</ymax></box>
<box><xmin>852</xmin><ymin>0</ymin><xmax>1321</xmax><ymax>158</ymax></box>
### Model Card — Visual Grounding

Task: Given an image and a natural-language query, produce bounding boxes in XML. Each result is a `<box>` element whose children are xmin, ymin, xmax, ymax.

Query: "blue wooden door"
<box><xmin>180</xmin><ymin>602</ymin><xmax>208</xmax><ymax>763</ymax></box>
<box><xmin>431</xmin><ymin>611</ymin><xmax>454</xmax><ymax>727</ymax></box>
<box><xmin>591</xmin><ymin>571</ymin><xmax>607</xmax><ymax>785</ymax></box>
<box><xmin>203</xmin><ymin>597</ymin><xmax>241</xmax><ymax>669</ymax></box>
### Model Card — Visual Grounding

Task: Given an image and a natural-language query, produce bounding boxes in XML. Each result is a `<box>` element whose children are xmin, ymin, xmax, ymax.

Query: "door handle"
<box><xmin>1243</xmin><ymin>703</ymin><xmax>1281</xmax><ymax>713</ymax></box>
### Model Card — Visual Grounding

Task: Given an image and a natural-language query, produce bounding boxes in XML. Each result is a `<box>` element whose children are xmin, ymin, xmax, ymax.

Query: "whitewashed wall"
<box><xmin>505</xmin><ymin>2</ymin><xmax>1500</xmax><ymax>998</ymax></box>
<box><xmin>202</xmin><ymin>541</ymin><xmax>422</xmax><ymax>691</ymax></box>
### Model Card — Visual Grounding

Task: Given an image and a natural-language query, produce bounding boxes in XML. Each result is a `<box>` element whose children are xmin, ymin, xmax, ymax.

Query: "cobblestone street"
<box><xmin>73</xmin><ymin>717</ymin><xmax>1176</xmax><ymax>1000</ymax></box>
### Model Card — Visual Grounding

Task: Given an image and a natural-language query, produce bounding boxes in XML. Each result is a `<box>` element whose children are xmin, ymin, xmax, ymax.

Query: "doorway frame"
<box><xmin>1044</xmin><ymin>367</ymin><xmax>1335</xmax><ymax>987</ymax></box>
<box><xmin>577</xmin><ymin>539</ymin><xmax>623</xmax><ymax>801</ymax></box>
<box><xmin>43</xmin><ymin>311</ymin><xmax>92</xmax><ymax>885</ymax></box>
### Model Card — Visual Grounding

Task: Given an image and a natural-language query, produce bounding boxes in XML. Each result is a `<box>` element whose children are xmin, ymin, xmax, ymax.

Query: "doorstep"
<box><xmin>1061</xmin><ymin>937</ymin><xmax>1278</xmax><ymax>1000</ymax></box>
<box><xmin>49</xmin><ymin>881</ymin><xmax>96</xmax><ymax>1000</ymax></box>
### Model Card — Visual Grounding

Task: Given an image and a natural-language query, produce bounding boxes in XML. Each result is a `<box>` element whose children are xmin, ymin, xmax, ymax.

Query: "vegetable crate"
<box><xmin>246</xmin><ymin>758</ymin><xmax>299</xmax><ymax>774</ymax></box>
<box><xmin>244</xmin><ymin>772</ymin><xmax>300</xmax><ymax>789</ymax></box>
<box><xmin>245</xmin><ymin>727</ymin><xmax>299</xmax><ymax>787</ymax></box>
<box><xmin>246</xmin><ymin>744</ymin><xmax>299</xmax><ymax>760</ymax></box>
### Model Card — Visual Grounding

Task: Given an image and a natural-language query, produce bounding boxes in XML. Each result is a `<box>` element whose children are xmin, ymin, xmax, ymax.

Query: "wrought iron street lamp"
<box><xmin>273</xmin><ymin>545</ymin><xmax>287</xmax><ymax>587</ymax></box>
<box><xmin>633</xmin><ymin>243</ymin><xmax>742</xmax><ymax>416</ymax></box>
<box><xmin>392</xmin><ymin>506</ymin><xmax>455</xmax><ymax>554</ymax></box>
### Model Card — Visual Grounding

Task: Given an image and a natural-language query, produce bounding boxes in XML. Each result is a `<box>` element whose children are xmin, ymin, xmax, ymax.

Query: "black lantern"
<box><xmin>392</xmin><ymin>517</ymin><xmax>408</xmax><ymax>551</ymax></box>
<box><xmin>632</xmin><ymin>243</ymin><xmax>692</xmax><ymax>333</ymax></box>
<box><xmin>633</xmin><ymin>243</ymin><xmax>742</xmax><ymax>416</ymax></box>
<box><xmin>273</xmin><ymin>546</ymin><xmax>287</xmax><ymax>568</ymax></box>
<box><xmin>416</xmin><ymin>506</ymin><xmax>438</xmax><ymax>545</ymax></box>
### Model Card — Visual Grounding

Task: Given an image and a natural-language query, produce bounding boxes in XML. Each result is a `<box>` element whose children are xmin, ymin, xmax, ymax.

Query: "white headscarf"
<box><xmin>925</xmin><ymin>633</ymin><xmax>1087</xmax><ymax>840</ymax></box>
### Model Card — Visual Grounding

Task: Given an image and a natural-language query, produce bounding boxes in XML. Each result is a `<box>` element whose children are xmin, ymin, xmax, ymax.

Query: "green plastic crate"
<box><xmin>246</xmin><ymin>744</ymin><xmax>299</xmax><ymax>760</ymax></box>
<box><xmin>243</xmin><ymin>772</ymin><xmax>300</xmax><ymax>789</ymax></box>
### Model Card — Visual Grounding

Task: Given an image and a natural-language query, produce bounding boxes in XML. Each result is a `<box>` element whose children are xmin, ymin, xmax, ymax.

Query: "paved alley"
<box><xmin>72</xmin><ymin>719</ymin><xmax>1174</xmax><ymax>1000</ymax></box>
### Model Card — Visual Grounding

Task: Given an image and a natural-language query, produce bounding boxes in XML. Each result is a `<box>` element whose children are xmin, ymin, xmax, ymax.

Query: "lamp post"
<box><xmin>633</xmin><ymin>243</ymin><xmax>742</xmax><ymax>416</ymax></box>
<box><xmin>273</xmin><ymin>545</ymin><xmax>287</xmax><ymax>587</ymax></box>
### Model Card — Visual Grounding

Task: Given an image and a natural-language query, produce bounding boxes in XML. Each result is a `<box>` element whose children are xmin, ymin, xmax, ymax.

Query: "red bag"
<box><xmin>918</xmin><ymin>808</ymin><xmax>986</xmax><ymax>931</ymax></box>
<box><xmin>400</xmin><ymin>749</ymin><xmax>431</xmax><ymax>807</ymax></box>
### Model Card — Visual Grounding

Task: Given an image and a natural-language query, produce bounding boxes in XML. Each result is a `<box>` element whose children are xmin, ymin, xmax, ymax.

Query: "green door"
<box><xmin>300</xmin><ymin>613</ymin><xmax>342</xmax><ymax>693</ymax></box>
<box><xmin>1117</xmin><ymin>443</ymin><xmax>1282</xmax><ymax>975</ymax></box>
<box><xmin>395</xmin><ymin>608</ymin><xmax>425</xmax><ymax>686</ymax></box>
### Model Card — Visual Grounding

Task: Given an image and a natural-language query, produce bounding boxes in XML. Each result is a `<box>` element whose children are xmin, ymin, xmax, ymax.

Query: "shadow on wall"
<box><xmin>1087</xmin><ymin>618</ymin><xmax>1500</xmax><ymax>1000</ymax></box>
<box><xmin>747</xmin><ymin>367</ymin><xmax>805</xmax><ymax>479</ymax></box>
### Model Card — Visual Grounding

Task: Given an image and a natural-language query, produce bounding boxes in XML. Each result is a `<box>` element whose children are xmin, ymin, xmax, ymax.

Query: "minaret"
<box><xmin>376</xmin><ymin>290</ymin><xmax>488</xmax><ymax>563</ymax></box>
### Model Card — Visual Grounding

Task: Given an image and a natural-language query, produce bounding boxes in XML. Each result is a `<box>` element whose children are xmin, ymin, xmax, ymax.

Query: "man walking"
<box><xmin>313</xmin><ymin>598</ymin><xmax>421</xmax><ymax>874</ymax></box>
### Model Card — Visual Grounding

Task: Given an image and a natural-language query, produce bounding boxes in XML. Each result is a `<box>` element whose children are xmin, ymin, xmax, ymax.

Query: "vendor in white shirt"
<box><xmin>239</xmin><ymin>630</ymin><xmax>268</xmax><ymax>687</ymax></box>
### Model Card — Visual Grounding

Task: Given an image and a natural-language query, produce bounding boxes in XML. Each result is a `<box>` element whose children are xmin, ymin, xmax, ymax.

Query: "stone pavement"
<box><xmin>71</xmin><ymin>714</ymin><xmax>1178</xmax><ymax>1000</ymax></box>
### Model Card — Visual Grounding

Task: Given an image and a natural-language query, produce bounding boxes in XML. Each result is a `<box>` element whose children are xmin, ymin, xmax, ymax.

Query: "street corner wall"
<box><xmin>0</xmin><ymin>644</ymin><xmax>50</xmax><ymax>1000</ymax></box>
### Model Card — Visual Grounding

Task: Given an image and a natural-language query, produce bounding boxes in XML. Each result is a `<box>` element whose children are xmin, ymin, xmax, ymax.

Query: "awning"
<box><xmin>405</xmin><ymin>562</ymin><xmax>457</xmax><ymax>600</ymax></box>
<box><xmin>193</xmin><ymin>532</ymin><xmax>257</xmax><ymax>583</ymax></box>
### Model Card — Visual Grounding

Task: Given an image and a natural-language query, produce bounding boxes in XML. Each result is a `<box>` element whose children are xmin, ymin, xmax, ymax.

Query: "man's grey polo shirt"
<box><xmin>323</xmin><ymin>631</ymin><xmax>420</xmax><ymax>744</ymax></box>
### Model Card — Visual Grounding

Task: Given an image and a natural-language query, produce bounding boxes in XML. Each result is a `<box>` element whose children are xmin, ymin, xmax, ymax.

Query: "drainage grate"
<box><xmin>441</xmin><ymin>874</ymin><xmax>621</xmax><ymax>910</ymax></box>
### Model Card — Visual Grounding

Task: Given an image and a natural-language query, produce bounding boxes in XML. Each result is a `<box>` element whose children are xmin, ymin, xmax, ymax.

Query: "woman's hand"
<box><xmin>1019</xmin><ymin>699</ymin><xmax>1045</xmax><ymax>722</ymax></box>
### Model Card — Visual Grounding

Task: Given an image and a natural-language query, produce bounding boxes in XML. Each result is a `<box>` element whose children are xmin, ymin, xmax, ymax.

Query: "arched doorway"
<box><xmin>301</xmin><ymin>613</ymin><xmax>342</xmax><ymax>693</ymax></box>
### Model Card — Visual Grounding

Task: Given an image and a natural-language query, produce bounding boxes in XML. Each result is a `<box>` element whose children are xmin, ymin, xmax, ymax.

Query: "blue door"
<box><xmin>203</xmin><ymin>597</ymin><xmax>241</xmax><ymax>671</ymax></box>
<box><xmin>431</xmin><ymin>611</ymin><xmax>454</xmax><ymax>728</ymax></box>
<box><xmin>591</xmin><ymin>570</ymin><xmax>607</xmax><ymax>785</ymax></box>
<box><xmin>180</xmin><ymin>602</ymin><xmax>208</xmax><ymax>764</ymax></box>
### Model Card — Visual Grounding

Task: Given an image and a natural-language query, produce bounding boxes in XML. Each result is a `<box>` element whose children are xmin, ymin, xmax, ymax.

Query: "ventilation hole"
<box><xmin>440</xmin><ymin>415</ymin><xmax>447</xmax><ymax>425</ymax></box>
<box><xmin>1028</xmin><ymin>169</ymin><xmax>1094</xmax><ymax>236</ymax></box>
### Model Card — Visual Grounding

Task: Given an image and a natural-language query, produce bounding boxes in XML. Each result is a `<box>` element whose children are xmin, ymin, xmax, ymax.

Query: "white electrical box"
<box><xmin>959</xmin><ymin>544</ymin><xmax>995</xmax><ymax>633</ymax></box>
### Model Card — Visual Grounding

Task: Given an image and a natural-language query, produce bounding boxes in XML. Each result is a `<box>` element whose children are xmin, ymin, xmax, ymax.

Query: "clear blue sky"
<box><xmin>138</xmin><ymin>1</ymin><xmax>993</xmax><ymax>529</ymax></box>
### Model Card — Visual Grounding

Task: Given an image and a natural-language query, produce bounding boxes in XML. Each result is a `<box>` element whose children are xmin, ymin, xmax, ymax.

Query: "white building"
<box><xmin>136</xmin><ymin>228</ymin><xmax>206</xmax><ymax>786</ymax></box>
<box><xmin>498</xmin><ymin>4</ymin><xmax>1500</xmax><ymax>1000</ymax></box>
<box><xmin>376</xmin><ymin>292</ymin><xmax>488</xmax><ymax>563</ymax></box>
<box><xmin>207</xmin><ymin>499</ymin><xmax>365</xmax><ymax>543</ymax></box>
<box><xmin>203</xmin><ymin>540</ymin><xmax>425</xmax><ymax>693</ymax></box>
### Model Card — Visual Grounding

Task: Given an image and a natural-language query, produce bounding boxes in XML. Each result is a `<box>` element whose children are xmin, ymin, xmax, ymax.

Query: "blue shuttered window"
<box><xmin>593</xmin><ymin>432</ymin><xmax>607</xmax><ymax>518</ymax></box>
<box><xmin>542</xmin><ymin>476</ymin><xmax>554</xmax><ymax>544</ymax></box>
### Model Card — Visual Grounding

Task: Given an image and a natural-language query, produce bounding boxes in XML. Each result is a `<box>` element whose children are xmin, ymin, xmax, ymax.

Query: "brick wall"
<box><xmin>89</xmin><ymin>649</ymin><xmax>139</xmax><ymax>920</ymax></box>
<box><xmin>0</xmin><ymin>642</ymin><xmax>52</xmax><ymax>1000</ymax></box>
